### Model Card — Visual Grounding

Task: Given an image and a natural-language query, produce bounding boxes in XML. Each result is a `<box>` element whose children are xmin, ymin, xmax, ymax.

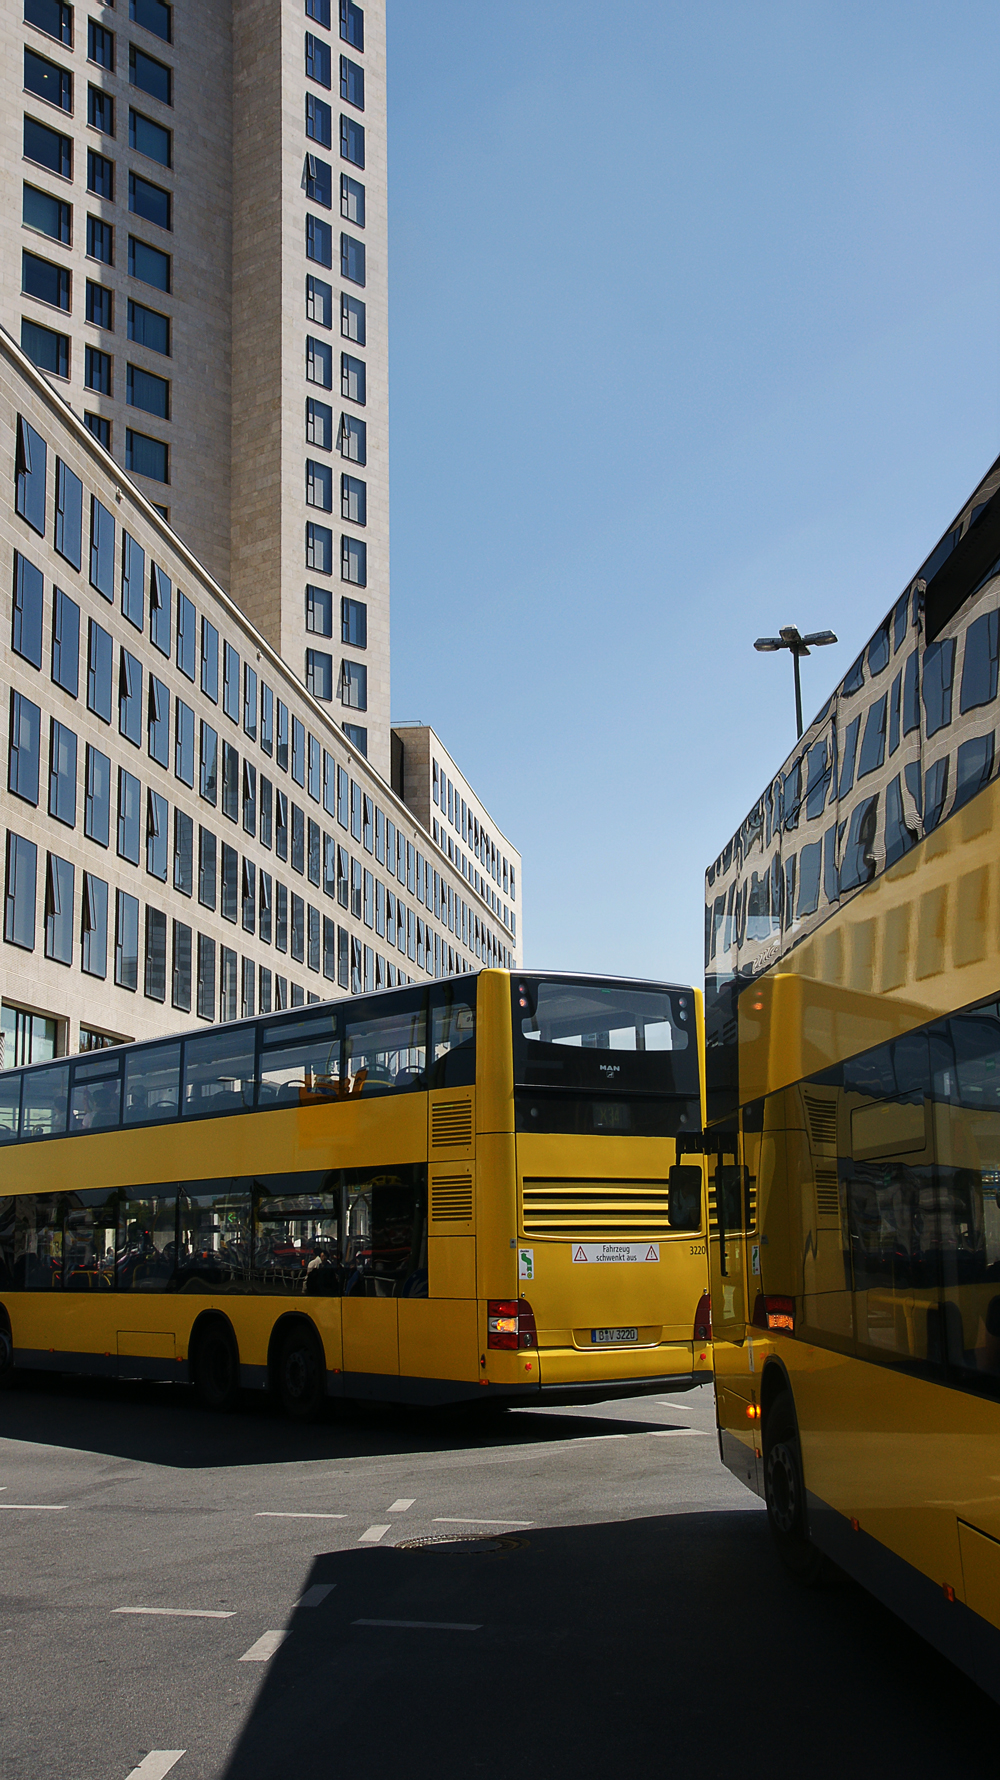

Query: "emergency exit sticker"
<box><xmin>572</xmin><ymin>1243</ymin><xmax>660</xmax><ymax>1264</ymax></box>
<box><xmin>518</xmin><ymin>1247</ymin><xmax>534</xmax><ymax>1281</ymax></box>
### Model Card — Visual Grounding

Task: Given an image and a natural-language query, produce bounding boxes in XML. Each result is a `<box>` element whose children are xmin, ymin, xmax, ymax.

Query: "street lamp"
<box><xmin>754</xmin><ymin>625</ymin><xmax>838</xmax><ymax>739</ymax></box>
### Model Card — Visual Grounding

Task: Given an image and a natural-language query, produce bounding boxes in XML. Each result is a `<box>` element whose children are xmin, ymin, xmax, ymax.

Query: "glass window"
<box><xmin>960</xmin><ymin>610</ymin><xmax>1000</xmax><ymax>713</ymax></box>
<box><xmin>341</xmin><ymin>474</ymin><xmax>366</xmax><ymax>524</ymax></box>
<box><xmin>306</xmin><ymin>153</ymin><xmax>332</xmax><ymax>207</ymax></box>
<box><xmin>307</xmin><ymin>398</ymin><xmax>333</xmax><ymax>449</ymax></box>
<box><xmin>84</xmin><ymin>745</ymin><xmax>111</xmax><ymax>846</ymax></box>
<box><xmin>306</xmin><ymin>522</ymin><xmax>333</xmax><ymax>573</ymax></box>
<box><xmin>307</xmin><ymin>214</ymin><xmax>333</xmax><ymax>267</ymax></box>
<box><xmin>126</xmin><ymin>428</ymin><xmax>168</xmax><ymax>483</ymax></box>
<box><xmin>115</xmin><ymin>888</ymin><xmax>139</xmax><ymax>989</ymax></box>
<box><xmin>857</xmin><ymin>694</ymin><xmax>887</xmax><ymax>780</ymax></box>
<box><xmin>922</xmin><ymin>638</ymin><xmax>956</xmax><ymax>738</ymax></box>
<box><xmin>253</xmin><ymin>1176</ymin><xmax>342</xmax><ymax>1295</ymax></box>
<box><xmin>23</xmin><ymin>248</ymin><xmax>70</xmax><ymax>311</ymax></box>
<box><xmin>341</xmin><ymin>535</ymin><xmax>366</xmax><ymax>585</ymax></box>
<box><xmin>341</xmin><ymin>292</ymin><xmax>365</xmax><ymax>343</ymax></box>
<box><xmin>244</xmin><ymin>664</ymin><xmax>257</xmax><ymax>739</ymax></box>
<box><xmin>339</xmin><ymin>658</ymin><xmax>366</xmax><ymax>709</ymax></box>
<box><xmin>128</xmin><ymin>298</ymin><xmax>170</xmax><ymax>356</ymax></box>
<box><xmin>198</xmin><ymin>827</ymin><xmax>217</xmax><ymax>909</ymax></box>
<box><xmin>306</xmin><ymin>458</ymin><xmax>333</xmax><ymax>510</ymax></box>
<box><xmin>87</xmin><ymin>149</ymin><xmax>115</xmax><ymax>200</ymax></box>
<box><xmin>340</xmin><ymin>112</ymin><xmax>364</xmax><ymax>167</ymax></box>
<box><xmin>12</xmin><ymin>554</ymin><xmax>44</xmax><ymax>669</ymax></box>
<box><xmin>261</xmin><ymin>776</ymin><xmax>273</xmax><ymax>848</ymax></box>
<box><xmin>340</xmin><ymin>0</ymin><xmax>363</xmax><ymax>49</ymax></box>
<box><xmin>340</xmin><ymin>54</ymin><xmax>363</xmax><ymax>109</ymax></box>
<box><xmin>119</xmin><ymin>646</ymin><xmax>142</xmax><ymax>746</ymax></box>
<box><xmin>23</xmin><ymin>183</ymin><xmax>71</xmax><ymax>247</ymax></box>
<box><xmin>128</xmin><ymin>234</ymin><xmax>171</xmax><ymax>291</ymax></box>
<box><xmin>129</xmin><ymin>107</ymin><xmax>171</xmax><ymax>167</ymax></box>
<box><xmin>222</xmin><ymin>843</ymin><xmax>238</xmax><ymax>921</ymax></box>
<box><xmin>129</xmin><ymin>43</ymin><xmax>172</xmax><ymax>104</ymax></box>
<box><xmin>69</xmin><ymin>1054</ymin><xmax>122</xmax><ymax>1134</ymax></box>
<box><xmin>173</xmin><ymin>808</ymin><xmax>193</xmax><ymax>895</ymax></box>
<box><xmin>88</xmin><ymin>84</ymin><xmax>114</xmax><ymax>133</ymax></box>
<box><xmin>22</xmin><ymin>318</ymin><xmax>69</xmax><ymax>378</ymax></box>
<box><xmin>174</xmin><ymin>697</ymin><xmax>194</xmax><ymax>786</ymax></box>
<box><xmin>117</xmin><ymin>766</ymin><xmax>140</xmax><ymax>862</ymax></box>
<box><xmin>307</xmin><ymin>585</ymin><xmax>333</xmax><ymax>635</ymax></box>
<box><xmin>87</xmin><ymin>16</ymin><xmax>115</xmax><ymax>62</ymax></box>
<box><xmin>144</xmin><ymin>906</ymin><xmax>167</xmax><ymax>1000</ymax></box>
<box><xmin>340</xmin><ymin>232</ymin><xmax>365</xmax><ymax>286</ymax></box>
<box><xmin>130</xmin><ymin>0</ymin><xmax>172</xmax><ymax>42</ymax></box>
<box><xmin>48</xmin><ymin>718</ymin><xmax>76</xmax><ymax>824</ymax></box>
<box><xmin>261</xmin><ymin>682</ymin><xmax>273</xmax><ymax>755</ymax></box>
<box><xmin>344</xmin><ymin>992</ymin><xmax>426</xmax><ymax>1096</ymax></box>
<box><xmin>306</xmin><ymin>649</ymin><xmax>333</xmax><ymax>700</ymax></box>
<box><xmin>182</xmin><ymin>1027</ymin><xmax>255</xmax><ymax>1117</ymax></box>
<box><xmin>177</xmin><ymin>1180</ymin><xmax>251</xmax><ymax>1289</ymax></box>
<box><xmin>86</xmin><ymin>279</ymin><xmax>112</xmax><ymax>327</ymax></box>
<box><xmin>306</xmin><ymin>91</ymin><xmax>332</xmax><ymax>147</ymax></box>
<box><xmin>8</xmin><ymin>692</ymin><xmax>41</xmax><ymax>805</ymax></box>
<box><xmin>306</xmin><ymin>335</ymin><xmax>333</xmax><ymax>387</ymax></box>
<box><xmin>127</xmin><ymin>362</ymin><xmax>170</xmax><ymax>418</ymax></box>
<box><xmin>340</xmin><ymin>174</ymin><xmax>364</xmax><ymax>225</ymax></box>
<box><xmin>197</xmin><ymin>934</ymin><xmax>215</xmax><ymax>1020</ymax></box>
<box><xmin>0</xmin><ymin>1075</ymin><xmax>22</xmax><ymax>1144</ymax></box>
<box><xmin>43</xmin><ymin>852</ymin><xmax>73</xmax><ymax>964</ymax></box>
<box><xmin>258</xmin><ymin>1007</ymin><xmax>341</xmax><ymax>1105</ymax></box>
<box><xmin>513</xmin><ymin>976</ymin><xmax>697</xmax><ymax>1097</ymax></box>
<box><xmin>52</xmin><ymin>585</ymin><xmax>80</xmax><ymax>696</ymax></box>
<box><xmin>306</xmin><ymin>274</ymin><xmax>332</xmax><ymax>327</ymax></box>
<box><xmin>81</xmin><ymin>870</ymin><xmax>108</xmax><ymax>976</ymax></box>
<box><xmin>177</xmin><ymin>590</ymin><xmax>196</xmax><ymax>680</ymax></box>
<box><xmin>15</xmin><ymin>419</ymin><xmax>47</xmax><ymax>536</ymax></box>
<box><xmin>25</xmin><ymin>44</ymin><xmax>72</xmax><ymax>109</ymax></box>
<box><xmin>22</xmin><ymin>1066</ymin><xmax>68</xmax><ymax>1139</ymax></box>
<box><xmin>23</xmin><ymin>114</ymin><xmax>72</xmax><ymax>178</ymax></box>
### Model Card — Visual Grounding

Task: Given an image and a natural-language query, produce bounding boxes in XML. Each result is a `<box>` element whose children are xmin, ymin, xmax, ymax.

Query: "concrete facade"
<box><xmin>5</xmin><ymin>0</ymin><xmax>391</xmax><ymax>777</ymax></box>
<box><xmin>0</xmin><ymin>331</ymin><xmax>516</xmax><ymax>1066</ymax></box>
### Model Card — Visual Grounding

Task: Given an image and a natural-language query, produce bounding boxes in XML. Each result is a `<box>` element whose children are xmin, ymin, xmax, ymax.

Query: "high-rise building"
<box><xmin>0</xmin><ymin>0</ymin><xmax>522</xmax><ymax>1065</ymax></box>
<box><xmin>7</xmin><ymin>0</ymin><xmax>389</xmax><ymax>771</ymax></box>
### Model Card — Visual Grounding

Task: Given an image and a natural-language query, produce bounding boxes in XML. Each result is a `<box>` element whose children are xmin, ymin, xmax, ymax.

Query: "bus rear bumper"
<box><xmin>535</xmin><ymin>1372</ymin><xmax>711</xmax><ymax>1407</ymax></box>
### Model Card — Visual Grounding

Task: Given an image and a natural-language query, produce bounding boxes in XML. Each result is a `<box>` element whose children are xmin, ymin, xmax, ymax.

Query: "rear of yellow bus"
<box><xmin>475</xmin><ymin>972</ymin><xmax>712</xmax><ymax>1403</ymax></box>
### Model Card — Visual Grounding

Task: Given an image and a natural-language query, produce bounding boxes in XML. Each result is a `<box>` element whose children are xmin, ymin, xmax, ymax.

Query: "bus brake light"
<box><xmin>752</xmin><ymin>1293</ymin><xmax>795</xmax><ymax>1332</ymax></box>
<box><xmin>694</xmin><ymin>1291</ymin><xmax>712</xmax><ymax>1341</ymax></box>
<box><xmin>487</xmin><ymin>1299</ymin><xmax>537</xmax><ymax>1350</ymax></box>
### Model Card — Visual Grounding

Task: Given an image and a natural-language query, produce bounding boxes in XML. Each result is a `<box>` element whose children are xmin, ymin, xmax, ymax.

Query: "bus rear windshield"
<box><xmin>512</xmin><ymin>977</ymin><xmax>698</xmax><ymax>1097</ymax></box>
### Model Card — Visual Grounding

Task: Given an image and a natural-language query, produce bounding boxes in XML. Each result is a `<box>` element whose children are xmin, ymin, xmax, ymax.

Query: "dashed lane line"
<box><xmin>387</xmin><ymin>1498</ymin><xmax>415</xmax><ymax>1512</ymax></box>
<box><xmin>239</xmin><ymin>1630</ymin><xmax>290</xmax><ymax>1662</ymax></box>
<box><xmin>432</xmin><ymin>1517</ymin><xmax>532</xmax><ymax>1527</ymax></box>
<box><xmin>358</xmin><ymin>1524</ymin><xmax>390</xmax><ymax>1543</ymax></box>
<box><xmin>298</xmin><ymin>1585</ymin><xmax>335</xmax><ymax>1607</ymax></box>
<box><xmin>255</xmin><ymin>1512</ymin><xmax>347</xmax><ymax>1519</ymax></box>
<box><xmin>354</xmin><ymin>1619</ymin><xmax>481</xmax><ymax>1632</ymax></box>
<box><xmin>114</xmin><ymin>1608</ymin><xmax>235</xmax><ymax>1619</ymax></box>
<box><xmin>0</xmin><ymin>1503</ymin><xmax>66</xmax><ymax>1510</ymax></box>
<box><xmin>124</xmin><ymin>1754</ymin><xmax>186</xmax><ymax>1780</ymax></box>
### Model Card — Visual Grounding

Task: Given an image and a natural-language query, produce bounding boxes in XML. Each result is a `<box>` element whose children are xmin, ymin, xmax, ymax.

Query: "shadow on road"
<box><xmin>217</xmin><ymin>1511</ymin><xmax>999</xmax><ymax>1780</ymax></box>
<box><xmin>0</xmin><ymin>1371</ymin><xmax>676</xmax><ymax>1469</ymax></box>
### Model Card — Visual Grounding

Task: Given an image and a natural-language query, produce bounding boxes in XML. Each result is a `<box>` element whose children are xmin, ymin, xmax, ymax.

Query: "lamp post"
<box><xmin>753</xmin><ymin>625</ymin><xmax>838</xmax><ymax>739</ymax></box>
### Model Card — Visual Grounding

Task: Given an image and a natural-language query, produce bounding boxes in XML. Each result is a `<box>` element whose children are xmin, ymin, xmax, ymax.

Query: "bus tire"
<box><xmin>276</xmin><ymin>1323</ymin><xmax>326</xmax><ymax>1422</ymax></box>
<box><xmin>192</xmin><ymin>1320</ymin><xmax>241</xmax><ymax>1413</ymax></box>
<box><xmin>763</xmin><ymin>1389</ymin><xmax>829</xmax><ymax>1585</ymax></box>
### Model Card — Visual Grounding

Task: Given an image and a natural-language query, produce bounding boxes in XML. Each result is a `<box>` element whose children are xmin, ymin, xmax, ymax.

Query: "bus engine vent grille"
<box><xmin>430</xmin><ymin>1173</ymin><xmax>474</xmax><ymax>1222</ymax></box>
<box><xmin>431</xmin><ymin>1100</ymin><xmax>473</xmax><ymax>1147</ymax></box>
<box><xmin>814</xmin><ymin>1167</ymin><xmax>840</xmax><ymax>1218</ymax></box>
<box><xmin>804</xmin><ymin>1094</ymin><xmax>838</xmax><ymax>1149</ymax></box>
<box><xmin>521</xmin><ymin>1179</ymin><xmax>671</xmax><ymax>1240</ymax></box>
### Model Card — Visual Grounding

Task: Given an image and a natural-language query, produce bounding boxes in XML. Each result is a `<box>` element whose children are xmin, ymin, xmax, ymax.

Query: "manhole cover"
<box><xmin>394</xmin><ymin>1534</ymin><xmax>527</xmax><ymax>1554</ymax></box>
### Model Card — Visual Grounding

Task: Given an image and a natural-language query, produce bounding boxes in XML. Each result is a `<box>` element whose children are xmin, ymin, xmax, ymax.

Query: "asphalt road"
<box><xmin>0</xmin><ymin>1374</ymin><xmax>996</xmax><ymax>1780</ymax></box>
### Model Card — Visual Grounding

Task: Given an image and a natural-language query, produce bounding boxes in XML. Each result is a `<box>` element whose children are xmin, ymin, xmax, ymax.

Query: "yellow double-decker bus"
<box><xmin>0</xmin><ymin>968</ymin><xmax>711</xmax><ymax>1418</ymax></box>
<box><xmin>704</xmin><ymin>452</ymin><xmax>1000</xmax><ymax>1701</ymax></box>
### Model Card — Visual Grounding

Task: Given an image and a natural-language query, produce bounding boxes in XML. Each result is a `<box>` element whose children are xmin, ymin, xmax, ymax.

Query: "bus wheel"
<box><xmin>763</xmin><ymin>1390</ymin><xmax>829</xmax><ymax>1585</ymax></box>
<box><xmin>277</xmin><ymin>1324</ymin><xmax>326</xmax><ymax>1422</ymax></box>
<box><xmin>193</xmin><ymin>1322</ymin><xmax>240</xmax><ymax>1413</ymax></box>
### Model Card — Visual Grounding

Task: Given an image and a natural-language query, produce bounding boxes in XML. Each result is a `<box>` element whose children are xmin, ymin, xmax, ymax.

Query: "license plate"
<box><xmin>591</xmin><ymin>1326</ymin><xmax>638</xmax><ymax>1345</ymax></box>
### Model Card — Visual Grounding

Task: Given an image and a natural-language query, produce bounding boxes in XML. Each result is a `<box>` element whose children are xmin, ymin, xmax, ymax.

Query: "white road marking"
<box><xmin>239</xmin><ymin>1630</ymin><xmax>290</xmax><ymax>1662</ymax></box>
<box><xmin>0</xmin><ymin>1503</ymin><xmax>66</xmax><ymax>1510</ymax></box>
<box><xmin>649</xmin><ymin>1428</ymin><xmax>713</xmax><ymax>1437</ymax></box>
<box><xmin>387</xmin><ymin>1498</ymin><xmax>415</xmax><ymax>1512</ymax></box>
<box><xmin>114</xmin><ymin>1607</ymin><xmax>235</xmax><ymax>1619</ymax></box>
<box><xmin>354</xmin><ymin>1619</ymin><xmax>481</xmax><ymax>1632</ymax></box>
<box><xmin>255</xmin><ymin>1511</ymin><xmax>346</xmax><ymax>1519</ymax></box>
<box><xmin>358</xmin><ymin>1524</ymin><xmax>390</xmax><ymax>1543</ymax></box>
<box><xmin>298</xmin><ymin>1584</ymin><xmax>334</xmax><ymax>1607</ymax></box>
<box><xmin>124</xmin><ymin>1754</ymin><xmax>186</xmax><ymax>1780</ymax></box>
<box><xmin>432</xmin><ymin>1517</ymin><xmax>531</xmax><ymax>1527</ymax></box>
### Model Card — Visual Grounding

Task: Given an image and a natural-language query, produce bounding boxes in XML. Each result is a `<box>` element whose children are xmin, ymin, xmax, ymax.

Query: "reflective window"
<box><xmin>22</xmin><ymin>1065</ymin><xmax>69</xmax><ymax>1138</ymax></box>
<box><xmin>124</xmin><ymin>1039</ymin><xmax>180</xmax><ymax>1123</ymax></box>
<box><xmin>344</xmin><ymin>992</ymin><xmax>426</xmax><ymax>1095</ymax></box>
<box><xmin>181</xmin><ymin>1027</ymin><xmax>255</xmax><ymax>1116</ymax></box>
<box><xmin>177</xmin><ymin>1180</ymin><xmax>251</xmax><ymax>1290</ymax></box>
<box><xmin>253</xmin><ymin>1175</ymin><xmax>341</xmax><ymax>1295</ymax></box>
<box><xmin>70</xmin><ymin>1054</ymin><xmax>122</xmax><ymax>1132</ymax></box>
<box><xmin>119</xmin><ymin>1184</ymin><xmax>176</xmax><ymax>1289</ymax></box>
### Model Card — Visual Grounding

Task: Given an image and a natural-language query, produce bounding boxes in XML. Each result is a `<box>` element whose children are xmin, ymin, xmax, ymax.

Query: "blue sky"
<box><xmin>386</xmin><ymin>0</ymin><xmax>1000</xmax><ymax>985</ymax></box>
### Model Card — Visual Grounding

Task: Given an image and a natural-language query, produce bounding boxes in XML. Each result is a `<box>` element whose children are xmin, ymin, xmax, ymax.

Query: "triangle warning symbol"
<box><xmin>645</xmin><ymin>1245</ymin><xmax>658</xmax><ymax>1262</ymax></box>
<box><xmin>573</xmin><ymin>1245</ymin><xmax>587</xmax><ymax>1262</ymax></box>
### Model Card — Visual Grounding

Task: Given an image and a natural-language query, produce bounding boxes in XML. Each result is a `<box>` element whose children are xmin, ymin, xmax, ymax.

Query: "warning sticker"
<box><xmin>518</xmin><ymin>1247</ymin><xmax>534</xmax><ymax>1281</ymax></box>
<box><xmin>571</xmin><ymin>1242</ymin><xmax>660</xmax><ymax>1264</ymax></box>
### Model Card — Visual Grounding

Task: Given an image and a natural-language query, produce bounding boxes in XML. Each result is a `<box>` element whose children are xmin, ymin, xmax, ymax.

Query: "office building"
<box><xmin>2</xmin><ymin>0</ymin><xmax>522</xmax><ymax>1063</ymax></box>
<box><xmin>1</xmin><ymin>333</ymin><xmax>519</xmax><ymax>1064</ymax></box>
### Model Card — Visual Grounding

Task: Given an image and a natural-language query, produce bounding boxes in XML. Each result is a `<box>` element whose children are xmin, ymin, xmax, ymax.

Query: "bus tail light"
<box><xmin>752</xmin><ymin>1293</ymin><xmax>795</xmax><ymax>1332</ymax></box>
<box><xmin>487</xmin><ymin>1300</ymin><xmax>538</xmax><ymax>1350</ymax></box>
<box><xmin>487</xmin><ymin>1301</ymin><xmax>518</xmax><ymax>1349</ymax></box>
<box><xmin>694</xmin><ymin>1292</ymin><xmax>712</xmax><ymax>1341</ymax></box>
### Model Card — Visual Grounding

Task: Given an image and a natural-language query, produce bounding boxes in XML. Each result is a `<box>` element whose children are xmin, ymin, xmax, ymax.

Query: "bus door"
<box><xmin>709</xmin><ymin>1122</ymin><xmax>760</xmax><ymax>1488</ymax></box>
